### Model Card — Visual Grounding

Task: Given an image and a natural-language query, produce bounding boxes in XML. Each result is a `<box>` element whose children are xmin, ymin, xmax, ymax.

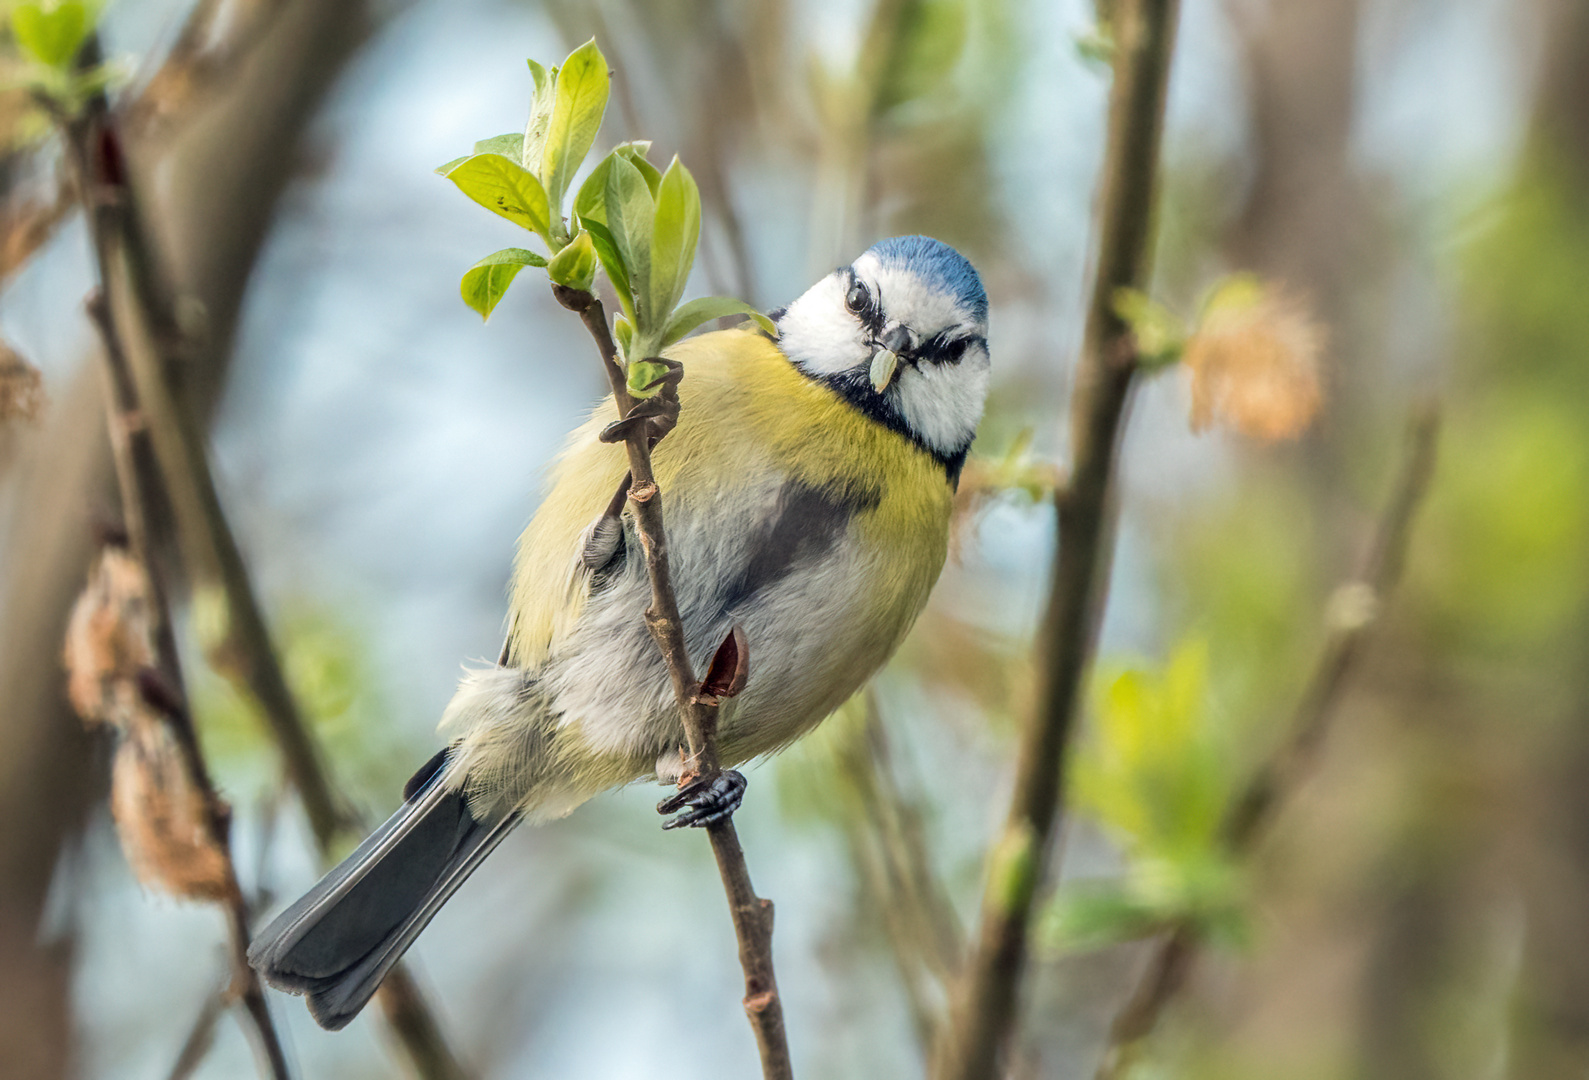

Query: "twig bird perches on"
<box><xmin>249</xmin><ymin>235</ymin><xmax>993</xmax><ymax>1080</ymax></box>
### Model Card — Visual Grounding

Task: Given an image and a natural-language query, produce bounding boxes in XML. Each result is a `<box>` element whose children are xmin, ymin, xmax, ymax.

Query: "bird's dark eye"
<box><xmin>845</xmin><ymin>277</ymin><xmax>870</xmax><ymax>315</ymax></box>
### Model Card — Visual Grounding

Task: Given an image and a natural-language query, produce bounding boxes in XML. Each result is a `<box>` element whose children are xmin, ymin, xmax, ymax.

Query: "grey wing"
<box><xmin>667</xmin><ymin>474</ymin><xmax>891</xmax><ymax>759</ymax></box>
<box><xmin>538</xmin><ymin>471</ymin><xmax>885</xmax><ymax>769</ymax></box>
<box><xmin>709</xmin><ymin>478</ymin><xmax>883</xmax><ymax>622</ymax></box>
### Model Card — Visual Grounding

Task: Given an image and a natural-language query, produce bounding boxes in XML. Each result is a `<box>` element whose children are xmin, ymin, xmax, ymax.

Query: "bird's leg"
<box><xmin>657</xmin><ymin>626</ymin><xmax>751</xmax><ymax>829</ymax></box>
<box><xmin>658</xmin><ymin>769</ymin><xmax>747</xmax><ymax>830</ymax></box>
<box><xmin>578</xmin><ymin>473</ymin><xmax>631</xmax><ymax>570</ymax></box>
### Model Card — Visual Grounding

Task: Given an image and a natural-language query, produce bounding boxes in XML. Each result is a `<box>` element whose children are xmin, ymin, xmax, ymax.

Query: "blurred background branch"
<box><xmin>936</xmin><ymin>2</ymin><xmax>1182</xmax><ymax>1076</ymax></box>
<box><xmin>60</xmin><ymin>44</ymin><xmax>288</xmax><ymax>1070</ymax></box>
<box><xmin>1094</xmin><ymin>402</ymin><xmax>1440</xmax><ymax>1080</ymax></box>
<box><xmin>63</xmin><ymin>9</ymin><xmax>469</xmax><ymax>1077</ymax></box>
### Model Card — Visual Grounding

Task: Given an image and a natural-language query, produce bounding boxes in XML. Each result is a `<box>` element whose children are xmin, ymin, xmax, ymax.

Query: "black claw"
<box><xmin>599</xmin><ymin>394</ymin><xmax>683</xmax><ymax>446</ymax></box>
<box><xmin>599</xmin><ymin>359</ymin><xmax>685</xmax><ymax>446</ymax></box>
<box><xmin>659</xmin><ymin>769</ymin><xmax>747</xmax><ymax>830</ymax></box>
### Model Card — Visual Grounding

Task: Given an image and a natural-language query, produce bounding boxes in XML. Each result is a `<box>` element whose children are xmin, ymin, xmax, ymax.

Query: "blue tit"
<box><xmin>249</xmin><ymin>235</ymin><xmax>990</xmax><ymax>1029</ymax></box>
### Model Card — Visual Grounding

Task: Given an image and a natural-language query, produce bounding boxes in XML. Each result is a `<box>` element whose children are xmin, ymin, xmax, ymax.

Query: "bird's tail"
<box><xmin>248</xmin><ymin>750</ymin><xmax>520</xmax><ymax>1030</ymax></box>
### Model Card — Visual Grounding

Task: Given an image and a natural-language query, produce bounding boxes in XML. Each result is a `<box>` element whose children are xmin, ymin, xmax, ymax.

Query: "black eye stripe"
<box><xmin>916</xmin><ymin>333</ymin><xmax>983</xmax><ymax>364</ymax></box>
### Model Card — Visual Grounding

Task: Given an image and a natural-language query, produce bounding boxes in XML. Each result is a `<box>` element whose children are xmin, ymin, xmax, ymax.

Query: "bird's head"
<box><xmin>775</xmin><ymin>236</ymin><xmax>989</xmax><ymax>477</ymax></box>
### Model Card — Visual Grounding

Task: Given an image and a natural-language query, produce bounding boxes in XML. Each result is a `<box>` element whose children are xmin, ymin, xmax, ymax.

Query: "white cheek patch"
<box><xmin>777</xmin><ymin>273</ymin><xmax>870</xmax><ymax>378</ymax></box>
<box><xmin>894</xmin><ymin>341</ymin><xmax>990</xmax><ymax>456</ymax></box>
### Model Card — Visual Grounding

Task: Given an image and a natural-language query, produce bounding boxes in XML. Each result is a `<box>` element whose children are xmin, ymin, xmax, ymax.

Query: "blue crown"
<box><xmin>867</xmin><ymin>235</ymin><xmax>987</xmax><ymax>322</ymax></box>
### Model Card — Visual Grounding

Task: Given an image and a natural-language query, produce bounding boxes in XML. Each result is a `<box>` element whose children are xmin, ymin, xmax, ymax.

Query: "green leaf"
<box><xmin>1075</xmin><ymin>640</ymin><xmax>1232</xmax><ymax>861</ymax></box>
<box><xmin>444</xmin><ymin>154</ymin><xmax>551</xmax><ymax>239</ymax></box>
<box><xmin>460</xmin><ymin>247</ymin><xmax>546</xmax><ymax>320</ymax></box>
<box><xmin>12</xmin><ymin>1</ymin><xmax>89</xmax><ymax>69</ymax></box>
<box><xmin>1074</xmin><ymin>23</ymin><xmax>1116</xmax><ymax>68</ymax></box>
<box><xmin>661</xmin><ymin>296</ymin><xmax>775</xmax><ymax>347</ymax></box>
<box><xmin>539</xmin><ymin>38</ymin><xmax>609</xmax><ymax>209</ymax></box>
<box><xmin>605</xmin><ymin>154</ymin><xmax>654</xmax><ymax>326</ymax></box>
<box><xmin>1199</xmin><ymin>272</ymin><xmax>1266</xmax><ymax>318</ymax></box>
<box><xmin>1040</xmin><ymin>885</ymin><xmax>1166</xmax><ymax>951</ymax></box>
<box><xmin>648</xmin><ymin>156</ymin><xmax>701</xmax><ymax>326</ymax></box>
<box><xmin>984</xmin><ymin>822</ymin><xmax>1039</xmax><ymax>917</ymax></box>
<box><xmin>434</xmin><ymin>155</ymin><xmax>469</xmax><ymax>176</ymax></box>
<box><xmin>613</xmin><ymin>316</ymin><xmax>634</xmax><ymax>360</ymax></box>
<box><xmin>580</xmin><ymin>217</ymin><xmax>633</xmax><ymax>323</ymax></box>
<box><xmin>546</xmin><ymin>229</ymin><xmax>597</xmax><ymax>291</ymax></box>
<box><xmin>1113</xmin><ymin>287</ymin><xmax>1188</xmax><ymax>369</ymax></box>
<box><xmin>573</xmin><ymin>151</ymin><xmax>617</xmax><ymax>227</ymax></box>
<box><xmin>521</xmin><ymin>58</ymin><xmax>557</xmax><ymax>173</ymax></box>
<box><xmin>613</xmin><ymin>141</ymin><xmax>662</xmax><ymax>196</ymax></box>
<box><xmin>627</xmin><ymin>358</ymin><xmax>670</xmax><ymax>397</ymax></box>
<box><xmin>473</xmin><ymin>133</ymin><xmax>525</xmax><ymax>160</ymax></box>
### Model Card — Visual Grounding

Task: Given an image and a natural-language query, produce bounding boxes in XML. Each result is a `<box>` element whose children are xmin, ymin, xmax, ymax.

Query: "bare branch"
<box><xmin>57</xmin><ymin>35</ymin><xmax>469</xmax><ymax>1080</ymax></box>
<box><xmin>124</xmin><ymin>0</ymin><xmax>295</xmax><ymax>139</ymax></box>
<box><xmin>551</xmin><ymin>283</ymin><xmax>794</xmax><ymax>1079</ymax></box>
<box><xmin>165</xmin><ymin>979</ymin><xmax>230</xmax><ymax>1080</ymax></box>
<box><xmin>57</xmin><ymin>51</ymin><xmax>289</xmax><ymax>1073</ymax></box>
<box><xmin>1094</xmin><ymin>402</ymin><xmax>1441</xmax><ymax>1080</ymax></box>
<box><xmin>935</xmin><ymin>3</ymin><xmax>1184</xmax><ymax>1077</ymax></box>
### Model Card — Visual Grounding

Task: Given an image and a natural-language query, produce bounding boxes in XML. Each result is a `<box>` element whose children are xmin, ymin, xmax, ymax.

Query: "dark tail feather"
<box><xmin>248</xmin><ymin>756</ymin><xmax>520</xmax><ymax>1030</ymax></box>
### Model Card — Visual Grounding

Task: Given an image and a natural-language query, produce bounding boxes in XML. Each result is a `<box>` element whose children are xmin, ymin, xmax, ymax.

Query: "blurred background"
<box><xmin>1</xmin><ymin>0</ymin><xmax>1586</xmax><ymax>1077</ymax></box>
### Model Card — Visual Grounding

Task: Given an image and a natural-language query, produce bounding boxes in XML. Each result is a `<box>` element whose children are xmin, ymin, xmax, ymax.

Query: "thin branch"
<box><xmin>832</xmin><ymin>690</ymin><xmax>963</xmax><ymax>1054</ymax></box>
<box><xmin>58</xmin><ymin>38</ymin><xmax>470</xmax><ymax>1080</ymax></box>
<box><xmin>68</xmin><ymin>141</ymin><xmax>291</xmax><ymax>1080</ymax></box>
<box><xmin>552</xmin><ymin>284</ymin><xmax>793</xmax><ymax>1080</ymax></box>
<box><xmin>165</xmin><ymin>979</ymin><xmax>230</xmax><ymax>1080</ymax></box>
<box><xmin>1094</xmin><ymin>402</ymin><xmax>1441</xmax><ymax>1080</ymax></box>
<box><xmin>935</xmin><ymin>3</ymin><xmax>1183</xmax><ymax>1077</ymax></box>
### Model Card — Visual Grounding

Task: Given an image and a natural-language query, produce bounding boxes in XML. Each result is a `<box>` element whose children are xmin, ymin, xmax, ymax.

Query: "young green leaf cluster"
<box><xmin>1043</xmin><ymin>641</ymin><xmax>1245</xmax><ymax>952</ymax></box>
<box><xmin>439</xmin><ymin>38</ymin><xmax>773</xmax><ymax>395</ymax></box>
<box><xmin>8</xmin><ymin>0</ymin><xmax>117</xmax><ymax>113</ymax></box>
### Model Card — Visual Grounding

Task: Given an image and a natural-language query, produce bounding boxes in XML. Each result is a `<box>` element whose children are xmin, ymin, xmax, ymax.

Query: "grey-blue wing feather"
<box><xmin>248</xmin><ymin>760</ymin><xmax>519</xmax><ymax>1029</ymax></box>
<box><xmin>715</xmin><ymin>478</ymin><xmax>881</xmax><ymax>617</ymax></box>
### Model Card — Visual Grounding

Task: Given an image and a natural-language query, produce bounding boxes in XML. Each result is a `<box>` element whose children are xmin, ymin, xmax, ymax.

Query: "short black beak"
<box><xmin>877</xmin><ymin>324</ymin><xmax>913</xmax><ymax>358</ymax></box>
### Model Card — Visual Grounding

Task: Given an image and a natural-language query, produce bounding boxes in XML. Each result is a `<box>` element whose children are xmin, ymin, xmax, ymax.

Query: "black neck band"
<box><xmin>797</xmin><ymin>364</ymin><xmax>968</xmax><ymax>488</ymax></box>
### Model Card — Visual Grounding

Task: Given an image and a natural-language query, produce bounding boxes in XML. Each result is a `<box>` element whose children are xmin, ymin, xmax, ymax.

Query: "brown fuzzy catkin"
<box><xmin>65</xmin><ymin>547</ymin><xmax>233</xmax><ymax>900</ymax></box>
<box><xmin>1184</xmin><ymin>285</ymin><xmax>1324</xmax><ymax>442</ymax></box>
<box><xmin>0</xmin><ymin>342</ymin><xmax>44</xmax><ymax>423</ymax></box>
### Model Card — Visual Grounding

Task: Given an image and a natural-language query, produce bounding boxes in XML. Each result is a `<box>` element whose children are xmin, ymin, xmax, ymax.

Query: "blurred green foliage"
<box><xmin>1410</xmin><ymin>154</ymin><xmax>1589</xmax><ymax>664</ymax></box>
<box><xmin>1045</xmin><ymin>641</ymin><xmax>1244</xmax><ymax>950</ymax></box>
<box><xmin>192</xmin><ymin>606</ymin><xmax>423</xmax><ymax>819</ymax></box>
<box><xmin>10</xmin><ymin>0</ymin><xmax>89</xmax><ymax>69</ymax></box>
<box><xmin>1161</xmin><ymin>475</ymin><xmax>1322</xmax><ymax>743</ymax></box>
<box><xmin>5</xmin><ymin>0</ymin><xmax>117</xmax><ymax>114</ymax></box>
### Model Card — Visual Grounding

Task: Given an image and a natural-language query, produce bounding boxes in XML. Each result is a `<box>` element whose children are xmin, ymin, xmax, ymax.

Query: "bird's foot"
<box><xmin>658</xmin><ymin>769</ymin><xmax>746</xmax><ymax>830</ymax></box>
<box><xmin>599</xmin><ymin>359</ymin><xmax>683</xmax><ymax>447</ymax></box>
